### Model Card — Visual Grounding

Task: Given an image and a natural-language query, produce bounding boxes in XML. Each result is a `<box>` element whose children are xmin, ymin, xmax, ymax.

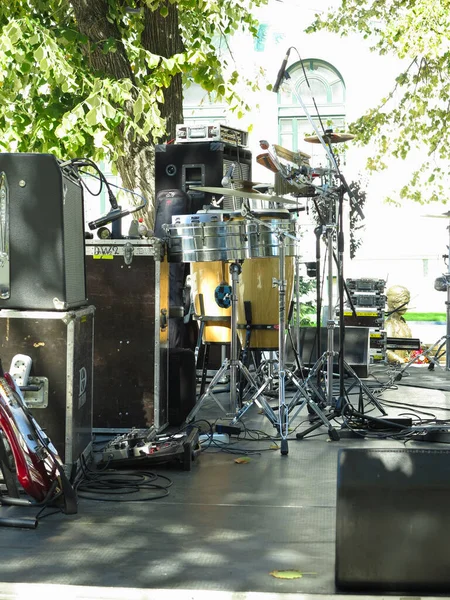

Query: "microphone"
<box><xmin>221</xmin><ymin>163</ymin><xmax>236</xmax><ymax>187</ymax></box>
<box><xmin>88</xmin><ymin>207</ymin><xmax>131</xmax><ymax>230</ymax></box>
<box><xmin>272</xmin><ymin>48</ymin><xmax>291</xmax><ymax>93</ymax></box>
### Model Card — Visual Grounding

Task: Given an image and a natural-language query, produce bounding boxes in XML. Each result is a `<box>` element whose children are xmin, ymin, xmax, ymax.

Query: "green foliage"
<box><xmin>0</xmin><ymin>0</ymin><xmax>267</xmax><ymax>166</ymax></box>
<box><xmin>307</xmin><ymin>0</ymin><xmax>450</xmax><ymax>205</ymax></box>
<box><xmin>0</xmin><ymin>15</ymin><xmax>166</xmax><ymax>161</ymax></box>
<box><xmin>348</xmin><ymin>177</ymin><xmax>367</xmax><ymax>258</ymax></box>
<box><xmin>403</xmin><ymin>312</ymin><xmax>446</xmax><ymax>322</ymax></box>
<box><xmin>292</xmin><ymin>276</ymin><xmax>317</xmax><ymax>327</ymax></box>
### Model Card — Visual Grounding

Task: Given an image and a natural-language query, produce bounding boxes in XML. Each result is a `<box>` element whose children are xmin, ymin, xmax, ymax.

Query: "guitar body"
<box><xmin>0</xmin><ymin>373</ymin><xmax>77</xmax><ymax>512</ymax></box>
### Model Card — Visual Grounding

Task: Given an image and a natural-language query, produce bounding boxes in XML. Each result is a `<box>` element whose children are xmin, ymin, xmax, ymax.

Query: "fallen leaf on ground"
<box><xmin>270</xmin><ymin>570</ymin><xmax>317</xmax><ymax>579</ymax></box>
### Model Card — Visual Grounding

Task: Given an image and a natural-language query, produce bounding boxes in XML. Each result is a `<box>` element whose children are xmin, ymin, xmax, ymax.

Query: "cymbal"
<box><xmin>190</xmin><ymin>186</ymin><xmax>301</xmax><ymax>205</ymax></box>
<box><xmin>304</xmin><ymin>132</ymin><xmax>355</xmax><ymax>144</ymax></box>
<box><xmin>256</xmin><ymin>152</ymin><xmax>279</xmax><ymax>173</ymax></box>
<box><xmin>273</xmin><ymin>144</ymin><xmax>311</xmax><ymax>163</ymax></box>
<box><xmin>231</xmin><ymin>180</ymin><xmax>266</xmax><ymax>191</ymax></box>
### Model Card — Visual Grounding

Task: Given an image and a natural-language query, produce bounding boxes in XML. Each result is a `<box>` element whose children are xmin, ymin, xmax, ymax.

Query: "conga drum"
<box><xmin>234</xmin><ymin>210</ymin><xmax>297</xmax><ymax>349</ymax></box>
<box><xmin>165</xmin><ymin>212</ymin><xmax>248</xmax><ymax>345</ymax></box>
<box><xmin>190</xmin><ymin>261</ymin><xmax>231</xmax><ymax>343</ymax></box>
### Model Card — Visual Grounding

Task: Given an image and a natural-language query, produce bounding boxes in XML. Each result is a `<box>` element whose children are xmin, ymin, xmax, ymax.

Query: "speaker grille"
<box><xmin>63</xmin><ymin>176</ymin><xmax>86</xmax><ymax>305</ymax></box>
<box><xmin>0</xmin><ymin>153</ymin><xmax>87</xmax><ymax>310</ymax></box>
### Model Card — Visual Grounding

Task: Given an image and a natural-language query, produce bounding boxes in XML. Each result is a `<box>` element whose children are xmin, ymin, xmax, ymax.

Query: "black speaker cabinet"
<box><xmin>155</xmin><ymin>142</ymin><xmax>252</xmax><ymax>212</ymax></box>
<box><xmin>0</xmin><ymin>153</ymin><xmax>87</xmax><ymax>310</ymax></box>
<box><xmin>289</xmin><ymin>326</ymin><xmax>370</xmax><ymax>378</ymax></box>
<box><xmin>336</xmin><ymin>448</ymin><xmax>450</xmax><ymax>593</ymax></box>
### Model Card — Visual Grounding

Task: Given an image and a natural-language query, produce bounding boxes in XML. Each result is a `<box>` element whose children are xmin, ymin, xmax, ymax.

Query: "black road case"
<box><xmin>85</xmin><ymin>239</ymin><xmax>169</xmax><ymax>432</ymax></box>
<box><xmin>0</xmin><ymin>306</ymin><xmax>94</xmax><ymax>470</ymax></box>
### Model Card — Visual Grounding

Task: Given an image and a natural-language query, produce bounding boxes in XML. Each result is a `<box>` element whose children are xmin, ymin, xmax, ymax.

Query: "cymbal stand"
<box><xmin>230</xmin><ymin>213</ymin><xmax>338</xmax><ymax>454</ymax></box>
<box><xmin>186</xmin><ymin>261</ymin><xmax>260</xmax><ymax>423</ymax></box>
<box><xmin>296</xmin><ymin>185</ymin><xmax>386</xmax><ymax>440</ymax></box>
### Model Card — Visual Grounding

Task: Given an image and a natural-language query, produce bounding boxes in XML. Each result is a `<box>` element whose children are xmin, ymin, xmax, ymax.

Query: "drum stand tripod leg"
<box><xmin>228</xmin><ymin>263</ymin><xmax>261</xmax><ymax>409</ymax></box>
<box><xmin>287</xmin><ymin>355</ymin><xmax>340</xmax><ymax>440</ymax></box>
<box><xmin>229</xmin><ymin>262</ymin><xmax>240</xmax><ymax>414</ymax></box>
<box><xmin>232</xmin><ymin>234</ymin><xmax>313</xmax><ymax>454</ymax></box>
<box><xmin>186</xmin><ymin>261</ymin><xmax>259</xmax><ymax>423</ymax></box>
<box><xmin>185</xmin><ymin>361</ymin><xmax>230</xmax><ymax>422</ymax></box>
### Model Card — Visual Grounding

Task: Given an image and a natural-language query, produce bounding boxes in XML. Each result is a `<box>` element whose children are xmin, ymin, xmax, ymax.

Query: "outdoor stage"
<box><xmin>1</xmin><ymin>364</ymin><xmax>450</xmax><ymax>600</ymax></box>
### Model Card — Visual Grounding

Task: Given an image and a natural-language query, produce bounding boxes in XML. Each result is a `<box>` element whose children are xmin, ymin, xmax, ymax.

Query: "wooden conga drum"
<box><xmin>233</xmin><ymin>209</ymin><xmax>296</xmax><ymax>349</ymax></box>
<box><xmin>190</xmin><ymin>261</ymin><xmax>231</xmax><ymax>343</ymax></box>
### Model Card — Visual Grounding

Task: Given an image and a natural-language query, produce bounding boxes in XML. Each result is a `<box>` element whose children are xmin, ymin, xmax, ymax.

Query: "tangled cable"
<box><xmin>74</xmin><ymin>456</ymin><xmax>173</xmax><ymax>503</ymax></box>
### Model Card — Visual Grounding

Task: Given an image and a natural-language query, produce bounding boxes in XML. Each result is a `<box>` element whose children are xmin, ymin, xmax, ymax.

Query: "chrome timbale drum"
<box><xmin>166</xmin><ymin>219</ymin><xmax>246</xmax><ymax>262</ymax></box>
<box><xmin>166</xmin><ymin>210</ymin><xmax>296</xmax><ymax>262</ymax></box>
<box><xmin>230</xmin><ymin>210</ymin><xmax>296</xmax><ymax>258</ymax></box>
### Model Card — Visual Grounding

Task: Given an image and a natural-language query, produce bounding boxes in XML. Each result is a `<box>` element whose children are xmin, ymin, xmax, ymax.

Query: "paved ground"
<box><xmin>1</xmin><ymin>364</ymin><xmax>450</xmax><ymax>600</ymax></box>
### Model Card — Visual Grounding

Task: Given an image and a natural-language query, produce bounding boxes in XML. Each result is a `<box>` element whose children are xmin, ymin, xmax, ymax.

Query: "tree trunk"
<box><xmin>69</xmin><ymin>0</ymin><xmax>185</xmax><ymax>227</ymax></box>
<box><xmin>142</xmin><ymin>4</ymin><xmax>185</xmax><ymax>141</ymax></box>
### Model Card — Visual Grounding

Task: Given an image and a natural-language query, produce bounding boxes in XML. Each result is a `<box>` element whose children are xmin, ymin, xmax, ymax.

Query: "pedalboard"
<box><xmin>100</xmin><ymin>426</ymin><xmax>201</xmax><ymax>471</ymax></box>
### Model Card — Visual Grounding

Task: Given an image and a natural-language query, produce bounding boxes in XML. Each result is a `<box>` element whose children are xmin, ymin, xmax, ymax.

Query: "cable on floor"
<box><xmin>74</xmin><ymin>455</ymin><xmax>173</xmax><ymax>502</ymax></box>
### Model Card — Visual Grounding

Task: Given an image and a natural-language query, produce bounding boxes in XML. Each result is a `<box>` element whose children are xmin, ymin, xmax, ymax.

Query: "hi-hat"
<box><xmin>304</xmin><ymin>132</ymin><xmax>355</xmax><ymax>144</ymax></box>
<box><xmin>190</xmin><ymin>186</ymin><xmax>302</xmax><ymax>205</ymax></box>
<box><xmin>273</xmin><ymin>144</ymin><xmax>311</xmax><ymax>163</ymax></box>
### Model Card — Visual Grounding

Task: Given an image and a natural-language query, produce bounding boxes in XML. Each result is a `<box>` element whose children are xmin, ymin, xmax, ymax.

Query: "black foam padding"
<box><xmin>336</xmin><ymin>448</ymin><xmax>450</xmax><ymax>593</ymax></box>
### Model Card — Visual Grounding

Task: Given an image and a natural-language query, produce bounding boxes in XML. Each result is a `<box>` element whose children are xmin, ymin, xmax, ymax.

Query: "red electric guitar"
<box><xmin>0</xmin><ymin>364</ymin><xmax>77</xmax><ymax>515</ymax></box>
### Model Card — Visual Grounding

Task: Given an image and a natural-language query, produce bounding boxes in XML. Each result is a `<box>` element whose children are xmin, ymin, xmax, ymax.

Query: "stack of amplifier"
<box><xmin>343</xmin><ymin>278</ymin><xmax>387</xmax><ymax>364</ymax></box>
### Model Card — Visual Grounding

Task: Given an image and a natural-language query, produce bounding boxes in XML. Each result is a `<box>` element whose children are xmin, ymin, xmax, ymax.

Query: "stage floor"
<box><xmin>1</xmin><ymin>364</ymin><xmax>450</xmax><ymax>600</ymax></box>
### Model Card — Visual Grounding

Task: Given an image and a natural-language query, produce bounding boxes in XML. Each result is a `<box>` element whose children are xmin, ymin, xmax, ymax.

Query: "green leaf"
<box><xmin>85</xmin><ymin>107</ymin><xmax>99</xmax><ymax>127</ymax></box>
<box><xmin>39</xmin><ymin>57</ymin><xmax>49</xmax><ymax>72</ymax></box>
<box><xmin>34</xmin><ymin>46</ymin><xmax>45</xmax><ymax>62</ymax></box>
<box><xmin>133</xmin><ymin>94</ymin><xmax>144</xmax><ymax>119</ymax></box>
<box><xmin>270</xmin><ymin>570</ymin><xmax>317</xmax><ymax>579</ymax></box>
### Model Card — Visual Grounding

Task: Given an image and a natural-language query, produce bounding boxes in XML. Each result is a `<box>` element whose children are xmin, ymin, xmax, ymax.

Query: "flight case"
<box><xmin>85</xmin><ymin>238</ymin><xmax>169</xmax><ymax>432</ymax></box>
<box><xmin>0</xmin><ymin>306</ymin><xmax>95</xmax><ymax>472</ymax></box>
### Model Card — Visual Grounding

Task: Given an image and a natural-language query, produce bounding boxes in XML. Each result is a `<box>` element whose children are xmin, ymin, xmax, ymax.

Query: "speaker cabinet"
<box><xmin>289</xmin><ymin>326</ymin><xmax>370</xmax><ymax>378</ymax></box>
<box><xmin>155</xmin><ymin>142</ymin><xmax>252</xmax><ymax>213</ymax></box>
<box><xmin>0</xmin><ymin>153</ymin><xmax>87</xmax><ymax>310</ymax></box>
<box><xmin>336</xmin><ymin>448</ymin><xmax>450</xmax><ymax>593</ymax></box>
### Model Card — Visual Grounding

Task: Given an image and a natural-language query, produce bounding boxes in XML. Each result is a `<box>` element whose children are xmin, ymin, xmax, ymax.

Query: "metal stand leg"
<box><xmin>232</xmin><ymin>232</ymin><xmax>339</xmax><ymax>452</ymax></box>
<box><xmin>186</xmin><ymin>261</ymin><xmax>259</xmax><ymax>423</ymax></box>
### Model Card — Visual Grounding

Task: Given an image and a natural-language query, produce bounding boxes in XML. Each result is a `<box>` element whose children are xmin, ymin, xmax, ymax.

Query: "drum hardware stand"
<box><xmin>186</xmin><ymin>261</ymin><xmax>261</xmax><ymax>423</ymax></box>
<box><xmin>230</xmin><ymin>213</ymin><xmax>339</xmax><ymax>454</ymax></box>
<box><xmin>285</xmin><ymin>300</ymin><xmax>307</xmax><ymax>378</ymax></box>
<box><xmin>296</xmin><ymin>187</ymin><xmax>386</xmax><ymax>440</ymax></box>
<box><xmin>269</xmin><ymin>50</ymin><xmax>380</xmax><ymax>435</ymax></box>
<box><xmin>238</xmin><ymin>299</ymin><xmax>280</xmax><ymax>391</ymax></box>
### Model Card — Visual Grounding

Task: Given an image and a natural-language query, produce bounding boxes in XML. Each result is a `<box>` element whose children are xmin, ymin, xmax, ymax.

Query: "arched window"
<box><xmin>182</xmin><ymin>83</ymin><xmax>227</xmax><ymax>124</ymax></box>
<box><xmin>278</xmin><ymin>59</ymin><xmax>346</xmax><ymax>164</ymax></box>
